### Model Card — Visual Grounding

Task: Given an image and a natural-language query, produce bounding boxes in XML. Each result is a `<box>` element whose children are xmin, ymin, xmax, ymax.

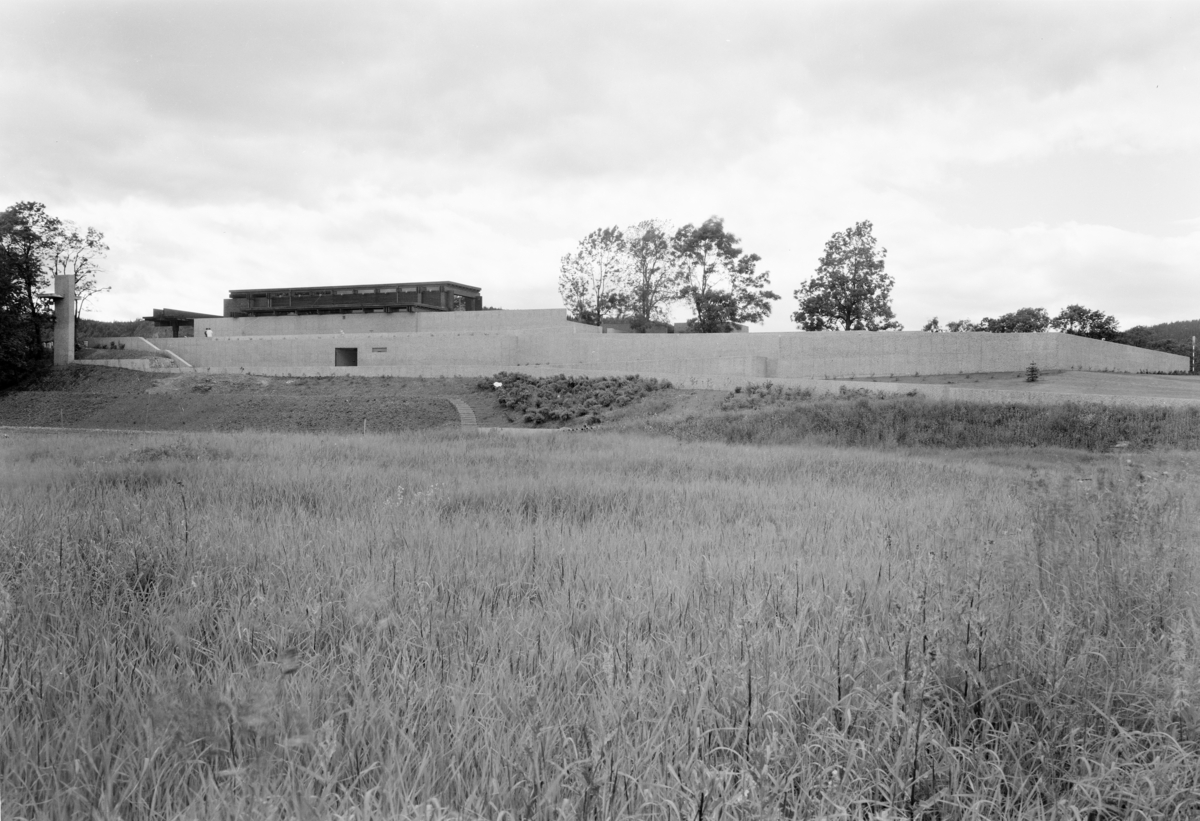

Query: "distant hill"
<box><xmin>1117</xmin><ymin>318</ymin><xmax>1197</xmax><ymax>370</ymax></box>
<box><xmin>1139</xmin><ymin>319</ymin><xmax>1200</xmax><ymax>341</ymax></box>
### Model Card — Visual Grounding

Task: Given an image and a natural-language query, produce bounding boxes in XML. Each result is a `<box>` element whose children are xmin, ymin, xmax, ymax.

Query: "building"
<box><xmin>223</xmin><ymin>281</ymin><xmax>483</xmax><ymax>317</ymax></box>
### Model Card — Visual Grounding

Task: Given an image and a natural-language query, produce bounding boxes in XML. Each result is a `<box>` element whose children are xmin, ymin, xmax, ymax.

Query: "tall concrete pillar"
<box><xmin>53</xmin><ymin>274</ymin><xmax>75</xmax><ymax>367</ymax></box>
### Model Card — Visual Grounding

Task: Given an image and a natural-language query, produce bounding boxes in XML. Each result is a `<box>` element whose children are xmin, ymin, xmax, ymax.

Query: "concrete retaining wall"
<box><xmin>510</xmin><ymin>331</ymin><xmax>1187</xmax><ymax>378</ymax></box>
<box><xmin>82</xmin><ymin>328</ymin><xmax>1190</xmax><ymax>382</ymax></box>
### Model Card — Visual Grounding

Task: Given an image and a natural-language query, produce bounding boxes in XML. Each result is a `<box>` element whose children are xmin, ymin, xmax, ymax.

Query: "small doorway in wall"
<box><xmin>335</xmin><ymin>347</ymin><xmax>358</xmax><ymax>367</ymax></box>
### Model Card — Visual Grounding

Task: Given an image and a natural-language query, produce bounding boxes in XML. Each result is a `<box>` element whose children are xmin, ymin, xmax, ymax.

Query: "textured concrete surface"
<box><xmin>83</xmin><ymin>324</ymin><xmax>1190</xmax><ymax>385</ymax></box>
<box><xmin>52</xmin><ymin>275</ymin><xmax>75</xmax><ymax>367</ymax></box>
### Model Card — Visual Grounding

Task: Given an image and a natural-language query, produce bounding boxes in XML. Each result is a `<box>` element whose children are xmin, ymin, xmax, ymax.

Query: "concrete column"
<box><xmin>53</xmin><ymin>274</ymin><xmax>75</xmax><ymax>367</ymax></box>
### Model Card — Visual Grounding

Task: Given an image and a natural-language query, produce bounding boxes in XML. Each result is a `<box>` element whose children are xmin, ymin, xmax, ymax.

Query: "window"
<box><xmin>334</xmin><ymin>348</ymin><xmax>358</xmax><ymax>367</ymax></box>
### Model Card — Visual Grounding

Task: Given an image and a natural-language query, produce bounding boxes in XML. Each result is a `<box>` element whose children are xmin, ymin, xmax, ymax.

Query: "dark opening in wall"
<box><xmin>335</xmin><ymin>347</ymin><xmax>358</xmax><ymax>367</ymax></box>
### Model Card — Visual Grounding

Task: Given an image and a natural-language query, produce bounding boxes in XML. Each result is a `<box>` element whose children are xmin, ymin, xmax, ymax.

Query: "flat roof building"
<box><xmin>224</xmin><ymin>281</ymin><xmax>482</xmax><ymax>317</ymax></box>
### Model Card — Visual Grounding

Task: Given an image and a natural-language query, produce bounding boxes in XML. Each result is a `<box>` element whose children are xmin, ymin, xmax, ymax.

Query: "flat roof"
<box><xmin>229</xmin><ymin>281</ymin><xmax>480</xmax><ymax>296</ymax></box>
<box><xmin>146</xmin><ymin>308</ymin><xmax>221</xmax><ymax>320</ymax></box>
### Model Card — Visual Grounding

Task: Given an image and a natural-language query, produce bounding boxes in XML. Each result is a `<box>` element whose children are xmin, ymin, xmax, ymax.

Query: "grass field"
<box><xmin>2</xmin><ymin>427</ymin><xmax>1199</xmax><ymax>820</ymax></box>
<box><xmin>855</xmin><ymin>371</ymin><xmax>1200</xmax><ymax>402</ymax></box>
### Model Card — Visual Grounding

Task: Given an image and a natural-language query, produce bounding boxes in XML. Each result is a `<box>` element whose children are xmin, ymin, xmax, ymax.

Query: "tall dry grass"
<box><xmin>1</xmin><ymin>430</ymin><xmax>1198</xmax><ymax>819</ymax></box>
<box><xmin>646</xmin><ymin>385</ymin><xmax>1200</xmax><ymax>452</ymax></box>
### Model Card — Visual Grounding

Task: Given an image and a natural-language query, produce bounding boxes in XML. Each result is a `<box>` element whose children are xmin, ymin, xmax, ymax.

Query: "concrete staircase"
<box><xmin>443</xmin><ymin>397</ymin><xmax>478</xmax><ymax>431</ymax></box>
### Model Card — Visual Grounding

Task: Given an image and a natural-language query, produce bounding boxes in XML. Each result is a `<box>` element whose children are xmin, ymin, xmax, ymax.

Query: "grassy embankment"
<box><xmin>2</xmin><ymin>428</ymin><xmax>1199</xmax><ymax>819</ymax></box>
<box><xmin>625</xmin><ymin>381</ymin><xmax>1200</xmax><ymax>452</ymax></box>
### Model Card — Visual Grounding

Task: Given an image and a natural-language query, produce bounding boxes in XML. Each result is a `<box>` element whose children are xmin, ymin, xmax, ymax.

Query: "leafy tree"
<box><xmin>977</xmin><ymin>307</ymin><xmax>1050</xmax><ymax>333</ymax></box>
<box><xmin>1050</xmin><ymin>304</ymin><xmax>1119</xmax><ymax>341</ymax></box>
<box><xmin>1</xmin><ymin>203</ymin><xmax>56</xmax><ymax>352</ymax></box>
<box><xmin>792</xmin><ymin>220</ymin><xmax>901</xmax><ymax>331</ymax></box>
<box><xmin>558</xmin><ymin>227</ymin><xmax>631</xmax><ymax>326</ymax></box>
<box><xmin>673</xmin><ymin>216</ymin><xmax>778</xmax><ymax>332</ymax></box>
<box><xmin>624</xmin><ymin>220</ymin><xmax>682</xmax><ymax>331</ymax></box>
<box><xmin>0</xmin><ymin>245</ymin><xmax>30</xmax><ymax>384</ymax></box>
<box><xmin>686</xmin><ymin>289</ymin><xmax>741</xmax><ymax>333</ymax></box>
<box><xmin>0</xmin><ymin>202</ymin><xmax>108</xmax><ymax>385</ymax></box>
<box><xmin>922</xmin><ymin>316</ymin><xmax>976</xmax><ymax>332</ymax></box>
<box><xmin>47</xmin><ymin>222</ymin><xmax>110</xmax><ymax>323</ymax></box>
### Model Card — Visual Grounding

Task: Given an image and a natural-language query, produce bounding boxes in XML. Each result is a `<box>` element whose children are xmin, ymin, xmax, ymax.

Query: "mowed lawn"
<box><xmin>2</xmin><ymin>430</ymin><xmax>1199</xmax><ymax>819</ymax></box>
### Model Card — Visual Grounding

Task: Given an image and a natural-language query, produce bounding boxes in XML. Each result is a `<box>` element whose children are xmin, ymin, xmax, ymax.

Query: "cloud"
<box><xmin>2</xmin><ymin>2</ymin><xmax>1198</xmax><ymax>331</ymax></box>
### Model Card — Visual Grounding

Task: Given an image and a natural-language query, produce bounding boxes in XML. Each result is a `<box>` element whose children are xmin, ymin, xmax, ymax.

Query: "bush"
<box><xmin>720</xmin><ymin>381</ymin><xmax>815</xmax><ymax>410</ymax></box>
<box><xmin>480</xmin><ymin>372</ymin><xmax>669</xmax><ymax>426</ymax></box>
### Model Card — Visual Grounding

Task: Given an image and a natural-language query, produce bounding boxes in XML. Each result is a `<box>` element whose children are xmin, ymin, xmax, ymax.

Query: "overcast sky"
<box><xmin>3</xmin><ymin>1</ymin><xmax>1198</xmax><ymax>332</ymax></box>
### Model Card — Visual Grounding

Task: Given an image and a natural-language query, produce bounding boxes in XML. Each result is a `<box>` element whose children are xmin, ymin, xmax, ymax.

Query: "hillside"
<box><xmin>0</xmin><ymin>367</ymin><xmax>476</xmax><ymax>433</ymax></box>
<box><xmin>1119</xmin><ymin>317</ymin><xmax>1199</xmax><ymax>362</ymax></box>
<box><xmin>1142</xmin><ymin>318</ymin><xmax>1200</xmax><ymax>339</ymax></box>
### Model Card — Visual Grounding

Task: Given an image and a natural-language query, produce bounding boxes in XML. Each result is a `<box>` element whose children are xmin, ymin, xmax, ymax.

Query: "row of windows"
<box><xmin>244</xmin><ymin>287</ymin><xmax>430</xmax><ymax>298</ymax></box>
<box><xmin>238</xmin><ymin>286</ymin><xmax>483</xmax><ymax>298</ymax></box>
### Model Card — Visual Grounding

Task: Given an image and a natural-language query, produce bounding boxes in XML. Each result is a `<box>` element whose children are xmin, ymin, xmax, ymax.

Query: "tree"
<box><xmin>673</xmin><ymin>216</ymin><xmax>778</xmax><ymax>332</ymax></box>
<box><xmin>1117</xmin><ymin>325</ymin><xmax>1190</xmax><ymax>358</ymax></box>
<box><xmin>0</xmin><ymin>202</ymin><xmax>109</xmax><ymax>385</ymax></box>
<box><xmin>46</xmin><ymin>222</ymin><xmax>109</xmax><ymax>322</ymax></box>
<box><xmin>623</xmin><ymin>220</ymin><xmax>682</xmax><ymax>331</ymax></box>
<box><xmin>0</xmin><ymin>237</ymin><xmax>31</xmax><ymax>384</ymax></box>
<box><xmin>922</xmin><ymin>316</ymin><xmax>976</xmax><ymax>332</ymax></box>
<box><xmin>0</xmin><ymin>202</ymin><xmax>58</xmax><ymax>356</ymax></box>
<box><xmin>687</xmin><ymin>289</ymin><xmax>741</xmax><ymax>333</ymax></box>
<box><xmin>558</xmin><ymin>227</ymin><xmax>631</xmax><ymax>326</ymax></box>
<box><xmin>792</xmin><ymin>220</ymin><xmax>901</xmax><ymax>331</ymax></box>
<box><xmin>1050</xmin><ymin>304</ymin><xmax>1119</xmax><ymax>341</ymax></box>
<box><xmin>977</xmin><ymin>307</ymin><xmax>1050</xmax><ymax>333</ymax></box>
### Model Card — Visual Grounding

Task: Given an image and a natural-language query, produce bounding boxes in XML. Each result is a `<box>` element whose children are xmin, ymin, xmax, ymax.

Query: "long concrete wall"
<box><xmin>506</xmin><ymin>330</ymin><xmax>1186</xmax><ymax>377</ymax></box>
<box><xmin>86</xmin><ymin>328</ymin><xmax>1190</xmax><ymax>381</ymax></box>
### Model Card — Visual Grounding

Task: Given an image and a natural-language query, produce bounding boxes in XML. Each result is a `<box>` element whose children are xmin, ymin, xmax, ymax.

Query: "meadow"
<box><xmin>1</xmin><ymin>427</ymin><xmax>1199</xmax><ymax>819</ymax></box>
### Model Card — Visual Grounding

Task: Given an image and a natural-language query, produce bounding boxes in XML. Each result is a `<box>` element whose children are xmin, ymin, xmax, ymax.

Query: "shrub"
<box><xmin>481</xmin><ymin>372</ymin><xmax>669</xmax><ymax>425</ymax></box>
<box><xmin>720</xmin><ymin>382</ymin><xmax>815</xmax><ymax>411</ymax></box>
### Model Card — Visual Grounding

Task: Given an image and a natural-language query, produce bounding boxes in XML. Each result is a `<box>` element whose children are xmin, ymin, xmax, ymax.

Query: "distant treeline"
<box><xmin>1121</xmin><ymin>318</ymin><xmax>1199</xmax><ymax>360</ymax></box>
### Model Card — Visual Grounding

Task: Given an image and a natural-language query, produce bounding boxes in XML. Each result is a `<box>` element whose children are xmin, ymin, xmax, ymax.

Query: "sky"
<box><xmin>2</xmin><ymin>1</ymin><xmax>1198</xmax><ymax>332</ymax></box>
